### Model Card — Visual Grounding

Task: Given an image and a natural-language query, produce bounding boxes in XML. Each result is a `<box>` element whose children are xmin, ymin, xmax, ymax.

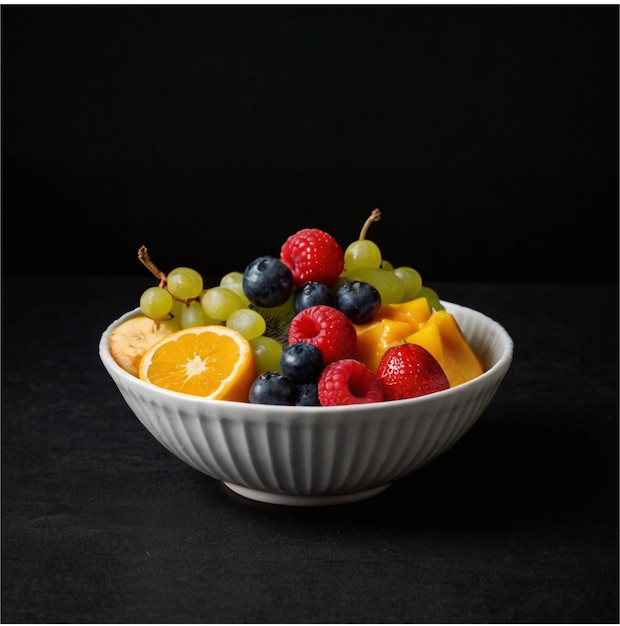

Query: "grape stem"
<box><xmin>138</xmin><ymin>245</ymin><xmax>167</xmax><ymax>288</ymax></box>
<box><xmin>138</xmin><ymin>245</ymin><xmax>200</xmax><ymax>307</ymax></box>
<box><xmin>359</xmin><ymin>208</ymin><xmax>381</xmax><ymax>240</ymax></box>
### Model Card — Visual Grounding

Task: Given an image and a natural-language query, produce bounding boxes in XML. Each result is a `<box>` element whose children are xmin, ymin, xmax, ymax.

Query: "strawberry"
<box><xmin>280</xmin><ymin>228</ymin><xmax>344</xmax><ymax>287</ymax></box>
<box><xmin>288</xmin><ymin>305</ymin><xmax>357</xmax><ymax>364</ymax></box>
<box><xmin>375</xmin><ymin>343</ymin><xmax>450</xmax><ymax>400</ymax></box>
<box><xmin>318</xmin><ymin>359</ymin><xmax>384</xmax><ymax>406</ymax></box>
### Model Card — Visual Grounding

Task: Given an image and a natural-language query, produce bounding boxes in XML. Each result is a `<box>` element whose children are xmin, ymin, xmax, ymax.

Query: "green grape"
<box><xmin>140</xmin><ymin>286</ymin><xmax>173</xmax><ymax>319</ymax></box>
<box><xmin>416</xmin><ymin>286</ymin><xmax>445</xmax><ymax>312</ymax></box>
<box><xmin>169</xmin><ymin>298</ymin><xmax>185</xmax><ymax>322</ymax></box>
<box><xmin>393</xmin><ymin>266</ymin><xmax>423</xmax><ymax>301</ymax></box>
<box><xmin>201</xmin><ymin>286</ymin><xmax>243</xmax><ymax>321</ymax></box>
<box><xmin>220</xmin><ymin>271</ymin><xmax>251</xmax><ymax>306</ymax></box>
<box><xmin>344</xmin><ymin>239</ymin><xmax>382</xmax><ymax>270</ymax></box>
<box><xmin>344</xmin><ymin>267</ymin><xmax>404</xmax><ymax>305</ymax></box>
<box><xmin>344</xmin><ymin>208</ymin><xmax>383</xmax><ymax>270</ymax></box>
<box><xmin>179</xmin><ymin>300</ymin><xmax>212</xmax><ymax>329</ymax></box>
<box><xmin>373</xmin><ymin>270</ymin><xmax>404</xmax><ymax>304</ymax></box>
<box><xmin>379</xmin><ymin>259</ymin><xmax>394</xmax><ymax>271</ymax></box>
<box><xmin>226</xmin><ymin>308</ymin><xmax>267</xmax><ymax>341</ymax></box>
<box><xmin>166</xmin><ymin>267</ymin><xmax>203</xmax><ymax>300</ymax></box>
<box><xmin>250</xmin><ymin>336</ymin><xmax>284</xmax><ymax>375</ymax></box>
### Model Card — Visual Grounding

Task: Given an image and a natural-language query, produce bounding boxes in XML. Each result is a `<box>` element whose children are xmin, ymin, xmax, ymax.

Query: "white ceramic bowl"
<box><xmin>99</xmin><ymin>301</ymin><xmax>513</xmax><ymax>506</ymax></box>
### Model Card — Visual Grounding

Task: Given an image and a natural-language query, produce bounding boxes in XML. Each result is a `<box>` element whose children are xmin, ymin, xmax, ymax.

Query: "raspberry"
<box><xmin>288</xmin><ymin>305</ymin><xmax>357</xmax><ymax>364</ymax></box>
<box><xmin>280</xmin><ymin>228</ymin><xmax>345</xmax><ymax>287</ymax></box>
<box><xmin>318</xmin><ymin>359</ymin><xmax>385</xmax><ymax>406</ymax></box>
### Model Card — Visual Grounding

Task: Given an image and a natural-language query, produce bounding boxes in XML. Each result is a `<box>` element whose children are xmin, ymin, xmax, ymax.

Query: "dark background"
<box><xmin>2</xmin><ymin>7</ymin><xmax>619</xmax><ymax>622</ymax></box>
<box><xmin>1</xmin><ymin>4</ymin><xmax>618</xmax><ymax>283</ymax></box>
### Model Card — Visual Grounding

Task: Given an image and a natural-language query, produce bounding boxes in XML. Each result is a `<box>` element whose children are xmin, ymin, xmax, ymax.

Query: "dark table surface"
<box><xmin>2</xmin><ymin>276</ymin><xmax>618</xmax><ymax>624</ymax></box>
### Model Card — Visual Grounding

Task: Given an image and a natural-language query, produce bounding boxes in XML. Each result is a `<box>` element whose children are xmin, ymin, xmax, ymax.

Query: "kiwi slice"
<box><xmin>249</xmin><ymin>293</ymin><xmax>296</xmax><ymax>347</ymax></box>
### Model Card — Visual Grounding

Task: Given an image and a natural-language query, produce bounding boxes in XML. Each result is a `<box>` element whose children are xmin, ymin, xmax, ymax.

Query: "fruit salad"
<box><xmin>109</xmin><ymin>210</ymin><xmax>484</xmax><ymax>406</ymax></box>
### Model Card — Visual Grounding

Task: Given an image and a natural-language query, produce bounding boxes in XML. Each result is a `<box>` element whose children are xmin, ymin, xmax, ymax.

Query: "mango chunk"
<box><xmin>354</xmin><ymin>297</ymin><xmax>434</xmax><ymax>372</ymax></box>
<box><xmin>355</xmin><ymin>318</ymin><xmax>412</xmax><ymax>373</ymax></box>
<box><xmin>406</xmin><ymin>310</ymin><xmax>484</xmax><ymax>387</ymax></box>
<box><xmin>405</xmin><ymin>322</ymin><xmax>445</xmax><ymax>367</ymax></box>
<box><xmin>353</xmin><ymin>297</ymin><xmax>484</xmax><ymax>386</ymax></box>
<box><xmin>375</xmin><ymin>296</ymin><xmax>432</xmax><ymax>331</ymax></box>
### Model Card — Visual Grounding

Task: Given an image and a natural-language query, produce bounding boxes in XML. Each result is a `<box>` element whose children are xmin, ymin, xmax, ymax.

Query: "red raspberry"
<box><xmin>280</xmin><ymin>228</ymin><xmax>344</xmax><ymax>287</ymax></box>
<box><xmin>318</xmin><ymin>359</ymin><xmax>385</xmax><ymax>406</ymax></box>
<box><xmin>288</xmin><ymin>305</ymin><xmax>356</xmax><ymax>364</ymax></box>
<box><xmin>376</xmin><ymin>343</ymin><xmax>450</xmax><ymax>401</ymax></box>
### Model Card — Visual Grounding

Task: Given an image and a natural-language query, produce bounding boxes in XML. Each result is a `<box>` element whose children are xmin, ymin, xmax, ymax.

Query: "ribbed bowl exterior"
<box><xmin>100</xmin><ymin>302</ymin><xmax>513</xmax><ymax>499</ymax></box>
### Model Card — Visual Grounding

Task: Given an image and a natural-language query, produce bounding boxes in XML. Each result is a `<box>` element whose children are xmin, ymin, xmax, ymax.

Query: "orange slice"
<box><xmin>138</xmin><ymin>325</ymin><xmax>256</xmax><ymax>402</ymax></box>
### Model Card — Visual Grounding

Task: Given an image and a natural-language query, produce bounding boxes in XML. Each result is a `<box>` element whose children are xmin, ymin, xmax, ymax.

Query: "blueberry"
<box><xmin>249</xmin><ymin>372</ymin><xmax>295</xmax><ymax>405</ymax></box>
<box><xmin>295</xmin><ymin>382</ymin><xmax>320</xmax><ymax>406</ymax></box>
<box><xmin>243</xmin><ymin>256</ymin><xmax>294</xmax><ymax>307</ymax></box>
<box><xmin>334</xmin><ymin>280</ymin><xmax>381</xmax><ymax>324</ymax></box>
<box><xmin>294</xmin><ymin>281</ymin><xmax>334</xmax><ymax>313</ymax></box>
<box><xmin>280</xmin><ymin>342</ymin><xmax>324</xmax><ymax>384</ymax></box>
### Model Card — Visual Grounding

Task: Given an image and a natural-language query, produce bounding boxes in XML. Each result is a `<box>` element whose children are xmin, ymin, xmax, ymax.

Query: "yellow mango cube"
<box><xmin>355</xmin><ymin>318</ymin><xmax>412</xmax><ymax>373</ymax></box>
<box><xmin>407</xmin><ymin>310</ymin><xmax>484</xmax><ymax>387</ymax></box>
<box><xmin>404</xmin><ymin>322</ymin><xmax>445</xmax><ymax>367</ymax></box>
<box><xmin>375</xmin><ymin>297</ymin><xmax>432</xmax><ymax>331</ymax></box>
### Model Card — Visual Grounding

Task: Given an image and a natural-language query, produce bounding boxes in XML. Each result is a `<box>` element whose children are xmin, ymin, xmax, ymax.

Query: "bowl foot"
<box><xmin>223</xmin><ymin>482</ymin><xmax>391</xmax><ymax>506</ymax></box>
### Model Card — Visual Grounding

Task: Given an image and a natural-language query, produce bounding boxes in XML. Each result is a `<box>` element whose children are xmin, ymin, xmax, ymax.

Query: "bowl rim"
<box><xmin>99</xmin><ymin>301</ymin><xmax>514</xmax><ymax>415</ymax></box>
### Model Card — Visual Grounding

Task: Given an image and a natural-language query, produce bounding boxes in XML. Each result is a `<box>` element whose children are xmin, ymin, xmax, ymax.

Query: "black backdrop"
<box><xmin>2</xmin><ymin>4</ymin><xmax>618</xmax><ymax>283</ymax></box>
